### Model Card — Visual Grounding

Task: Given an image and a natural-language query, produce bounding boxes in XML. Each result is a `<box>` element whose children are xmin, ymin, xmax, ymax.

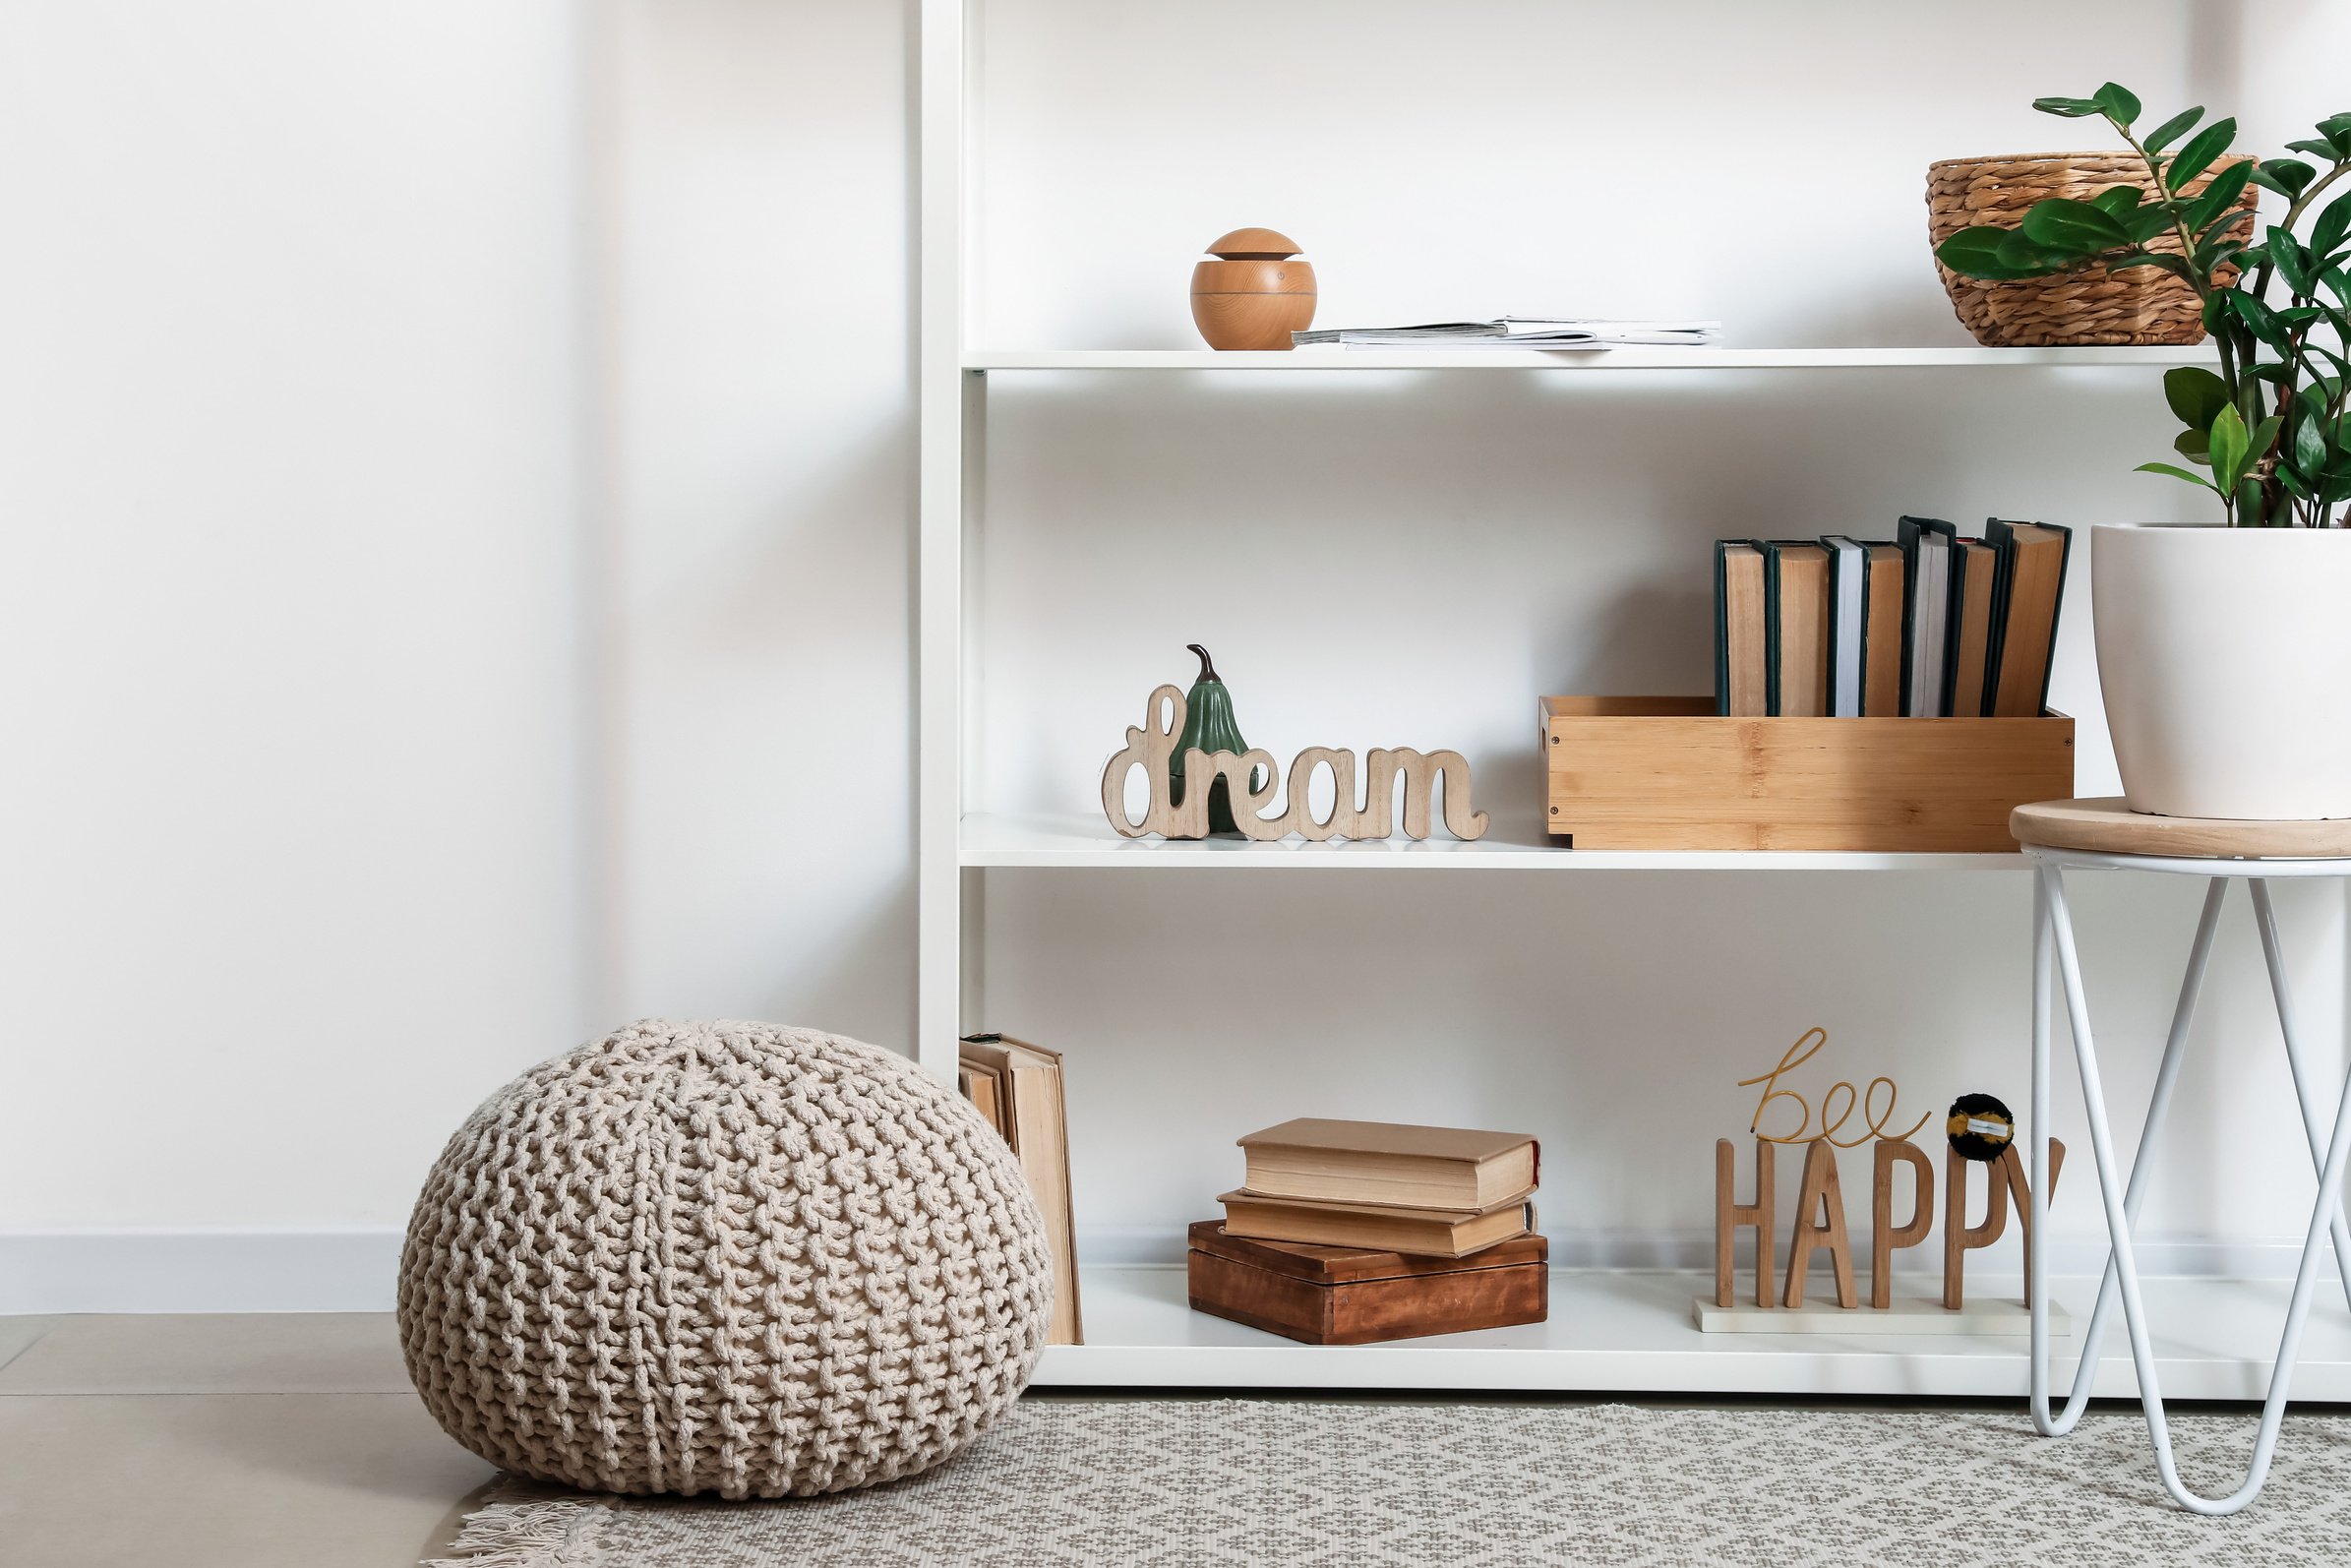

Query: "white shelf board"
<box><xmin>966</xmin><ymin>346</ymin><xmax>2209</xmax><ymax>373</ymax></box>
<box><xmin>1037</xmin><ymin>1265</ymin><xmax>2351</xmax><ymax>1398</ymax></box>
<box><xmin>961</xmin><ymin>813</ymin><xmax>2029</xmax><ymax>872</ymax></box>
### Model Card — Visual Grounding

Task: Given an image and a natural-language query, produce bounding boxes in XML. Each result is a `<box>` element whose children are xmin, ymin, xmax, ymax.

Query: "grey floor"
<box><xmin>0</xmin><ymin>1314</ymin><xmax>490</xmax><ymax>1568</ymax></box>
<box><xmin>7</xmin><ymin>1313</ymin><xmax>2320</xmax><ymax>1566</ymax></box>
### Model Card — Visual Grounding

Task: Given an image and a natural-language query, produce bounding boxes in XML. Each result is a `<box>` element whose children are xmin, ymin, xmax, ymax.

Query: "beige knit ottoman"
<box><xmin>397</xmin><ymin>1019</ymin><xmax>1053</xmax><ymax>1497</ymax></box>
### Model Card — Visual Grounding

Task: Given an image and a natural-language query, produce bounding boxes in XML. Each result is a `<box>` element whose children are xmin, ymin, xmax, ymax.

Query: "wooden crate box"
<box><xmin>1186</xmin><ymin>1222</ymin><xmax>1549</xmax><ymax>1346</ymax></box>
<box><xmin>1539</xmin><ymin>696</ymin><xmax>2074</xmax><ymax>853</ymax></box>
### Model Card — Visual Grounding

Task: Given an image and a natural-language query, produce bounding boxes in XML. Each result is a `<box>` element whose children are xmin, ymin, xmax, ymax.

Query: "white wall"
<box><xmin>0</xmin><ymin>0</ymin><xmax>918</xmax><ymax>1299</ymax></box>
<box><xmin>594</xmin><ymin>0</ymin><xmax>916</xmax><ymax>1046</ymax></box>
<box><xmin>3</xmin><ymin>0</ymin><xmax>2349</xmax><ymax>1304</ymax></box>
<box><xmin>0</xmin><ymin>2</ymin><xmax>585</xmax><ymax>1234</ymax></box>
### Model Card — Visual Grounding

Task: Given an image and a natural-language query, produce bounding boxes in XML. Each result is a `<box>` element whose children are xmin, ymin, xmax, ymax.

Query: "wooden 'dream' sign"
<box><xmin>1101</xmin><ymin>684</ymin><xmax>1488</xmax><ymax>842</ymax></box>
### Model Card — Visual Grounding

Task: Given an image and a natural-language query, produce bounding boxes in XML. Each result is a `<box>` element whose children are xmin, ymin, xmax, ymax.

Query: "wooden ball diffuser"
<box><xmin>1190</xmin><ymin>227</ymin><xmax>1316</xmax><ymax>351</ymax></box>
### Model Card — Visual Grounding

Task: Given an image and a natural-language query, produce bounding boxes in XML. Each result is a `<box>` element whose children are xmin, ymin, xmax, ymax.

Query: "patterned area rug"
<box><xmin>430</xmin><ymin>1396</ymin><xmax>2351</xmax><ymax>1567</ymax></box>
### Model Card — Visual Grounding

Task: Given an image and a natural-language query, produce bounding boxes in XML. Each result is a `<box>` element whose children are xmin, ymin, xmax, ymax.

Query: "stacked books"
<box><xmin>1714</xmin><ymin>516</ymin><xmax>2071</xmax><ymax>719</ymax></box>
<box><xmin>1220</xmin><ymin>1118</ymin><xmax>1539</xmax><ymax>1258</ymax></box>
<box><xmin>1190</xmin><ymin>1118</ymin><xmax>1548</xmax><ymax>1345</ymax></box>
<box><xmin>1293</xmin><ymin>318</ymin><xmax>1720</xmax><ymax>350</ymax></box>
<box><xmin>958</xmin><ymin>1033</ymin><xmax>1081</xmax><ymax>1345</ymax></box>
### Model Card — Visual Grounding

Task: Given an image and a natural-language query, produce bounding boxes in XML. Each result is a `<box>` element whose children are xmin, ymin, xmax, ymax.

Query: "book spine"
<box><xmin>1714</xmin><ymin>541</ymin><xmax>1731</xmax><ymax>717</ymax></box>
<box><xmin>2036</xmin><ymin>523</ymin><xmax>2074</xmax><ymax>717</ymax></box>
<box><xmin>1983</xmin><ymin>517</ymin><xmax>2015</xmax><ymax>712</ymax></box>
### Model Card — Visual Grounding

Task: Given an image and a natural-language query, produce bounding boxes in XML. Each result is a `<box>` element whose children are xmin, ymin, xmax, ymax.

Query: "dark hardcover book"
<box><xmin>1714</xmin><ymin>539</ymin><xmax>1768</xmax><ymax>717</ymax></box>
<box><xmin>1984</xmin><ymin>518</ymin><xmax>2074</xmax><ymax>717</ymax></box>
<box><xmin>2019</xmin><ymin>521</ymin><xmax>2072</xmax><ymax>718</ymax></box>
<box><xmin>1983</xmin><ymin>517</ymin><xmax>2019</xmax><ymax>706</ymax></box>
<box><xmin>1761</xmin><ymin>540</ymin><xmax>1831</xmax><ymax>717</ymax></box>
<box><xmin>1896</xmin><ymin>515</ymin><xmax>1957</xmax><ymax>716</ymax></box>
<box><xmin>1945</xmin><ymin>537</ymin><xmax>1999</xmax><ymax>717</ymax></box>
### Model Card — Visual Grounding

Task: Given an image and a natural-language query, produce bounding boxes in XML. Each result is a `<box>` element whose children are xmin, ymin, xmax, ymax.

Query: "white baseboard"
<box><xmin>0</xmin><ymin>1229</ymin><xmax>404</xmax><ymax>1313</ymax></box>
<box><xmin>0</xmin><ymin>1226</ymin><xmax>2332</xmax><ymax>1313</ymax></box>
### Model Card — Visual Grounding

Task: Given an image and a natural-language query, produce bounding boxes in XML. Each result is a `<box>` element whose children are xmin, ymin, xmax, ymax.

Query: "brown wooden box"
<box><xmin>1185</xmin><ymin>1221</ymin><xmax>1548</xmax><ymax>1346</ymax></box>
<box><xmin>1539</xmin><ymin>695</ymin><xmax>2075</xmax><ymax>853</ymax></box>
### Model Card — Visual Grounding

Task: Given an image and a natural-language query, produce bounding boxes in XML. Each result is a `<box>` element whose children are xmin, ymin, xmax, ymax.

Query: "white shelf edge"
<box><xmin>964</xmin><ymin>346</ymin><xmax>2210</xmax><ymax>372</ymax></box>
<box><xmin>960</xmin><ymin>814</ymin><xmax>2029</xmax><ymax>872</ymax></box>
<box><xmin>1036</xmin><ymin>1265</ymin><xmax>2351</xmax><ymax>1397</ymax></box>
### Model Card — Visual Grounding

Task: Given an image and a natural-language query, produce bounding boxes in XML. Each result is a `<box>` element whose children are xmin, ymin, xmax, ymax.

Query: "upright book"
<box><xmin>1896</xmin><ymin>515</ymin><xmax>1956</xmax><ymax>716</ymax></box>
<box><xmin>1821</xmin><ymin>535</ymin><xmax>1869</xmax><ymax>718</ymax></box>
<box><xmin>1945</xmin><ymin>536</ymin><xmax>1999</xmax><ymax>717</ymax></box>
<box><xmin>1713</xmin><ymin>539</ymin><xmax>1768</xmax><ymax>717</ymax></box>
<box><xmin>1821</xmin><ymin>536</ymin><xmax>1903</xmax><ymax>717</ymax></box>
<box><xmin>1984</xmin><ymin>518</ymin><xmax>2074</xmax><ymax>717</ymax></box>
<box><xmin>1860</xmin><ymin>542</ymin><xmax>1905</xmax><ymax>717</ymax></box>
<box><xmin>959</xmin><ymin>1033</ymin><xmax>1082</xmax><ymax>1345</ymax></box>
<box><xmin>1237</xmin><ymin>1118</ymin><xmax>1539</xmax><ymax>1210</ymax></box>
<box><xmin>1761</xmin><ymin>539</ymin><xmax>1831</xmax><ymax>717</ymax></box>
<box><xmin>958</xmin><ymin>1061</ymin><xmax>1004</xmax><ymax>1135</ymax></box>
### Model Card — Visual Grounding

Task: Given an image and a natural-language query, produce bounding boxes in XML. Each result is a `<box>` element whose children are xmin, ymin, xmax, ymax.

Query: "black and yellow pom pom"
<box><xmin>1947</xmin><ymin>1093</ymin><xmax>2015</xmax><ymax>1162</ymax></box>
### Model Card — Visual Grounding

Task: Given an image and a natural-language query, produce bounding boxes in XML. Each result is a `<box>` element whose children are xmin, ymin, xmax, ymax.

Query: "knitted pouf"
<box><xmin>397</xmin><ymin>1019</ymin><xmax>1053</xmax><ymax>1498</ymax></box>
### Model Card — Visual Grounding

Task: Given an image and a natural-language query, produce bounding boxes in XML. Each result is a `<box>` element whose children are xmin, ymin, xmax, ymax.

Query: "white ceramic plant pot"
<box><xmin>2094</xmin><ymin>522</ymin><xmax>2351</xmax><ymax>819</ymax></box>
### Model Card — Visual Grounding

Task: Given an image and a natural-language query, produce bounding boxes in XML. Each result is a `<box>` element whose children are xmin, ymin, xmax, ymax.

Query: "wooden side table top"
<box><xmin>2012</xmin><ymin>797</ymin><xmax>2351</xmax><ymax>860</ymax></box>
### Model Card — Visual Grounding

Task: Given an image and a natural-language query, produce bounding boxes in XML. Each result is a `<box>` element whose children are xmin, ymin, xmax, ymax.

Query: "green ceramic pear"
<box><xmin>1169</xmin><ymin>643</ymin><xmax>1263</xmax><ymax>837</ymax></box>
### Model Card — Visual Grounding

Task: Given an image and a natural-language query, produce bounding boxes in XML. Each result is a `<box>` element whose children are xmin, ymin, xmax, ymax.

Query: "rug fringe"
<box><xmin>422</xmin><ymin>1496</ymin><xmax>605</xmax><ymax>1568</ymax></box>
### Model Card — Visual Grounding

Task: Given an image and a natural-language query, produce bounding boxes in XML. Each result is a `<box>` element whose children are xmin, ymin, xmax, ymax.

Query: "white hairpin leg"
<box><xmin>2031</xmin><ymin>870</ymin><xmax>2227</xmax><ymax>1440</ymax></box>
<box><xmin>2035</xmin><ymin>860</ymin><xmax>2351</xmax><ymax>1515</ymax></box>
<box><xmin>2249</xmin><ymin>877</ymin><xmax>2351</xmax><ymax>1312</ymax></box>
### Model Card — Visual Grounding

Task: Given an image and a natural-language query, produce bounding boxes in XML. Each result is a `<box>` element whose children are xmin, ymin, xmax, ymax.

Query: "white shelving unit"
<box><xmin>967</xmin><ymin>346</ymin><xmax>2209</xmax><ymax>372</ymax></box>
<box><xmin>916</xmin><ymin>2</ymin><xmax>2335</xmax><ymax>1395</ymax></box>
<box><xmin>1040</xmin><ymin>1265</ymin><xmax>2351</xmax><ymax>1398</ymax></box>
<box><xmin>959</xmin><ymin>813</ymin><xmax>2030</xmax><ymax>874</ymax></box>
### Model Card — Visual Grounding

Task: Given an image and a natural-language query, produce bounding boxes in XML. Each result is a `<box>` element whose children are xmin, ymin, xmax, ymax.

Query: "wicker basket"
<box><xmin>1926</xmin><ymin>151</ymin><xmax>2256</xmax><ymax>346</ymax></box>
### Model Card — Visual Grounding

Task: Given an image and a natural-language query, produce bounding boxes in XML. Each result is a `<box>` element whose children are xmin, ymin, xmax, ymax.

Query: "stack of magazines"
<box><xmin>1293</xmin><ymin>318</ymin><xmax>1720</xmax><ymax>349</ymax></box>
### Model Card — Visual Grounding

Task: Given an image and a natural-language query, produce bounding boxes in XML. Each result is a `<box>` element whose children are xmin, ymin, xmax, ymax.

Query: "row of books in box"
<box><xmin>1714</xmin><ymin>516</ymin><xmax>2073</xmax><ymax>720</ymax></box>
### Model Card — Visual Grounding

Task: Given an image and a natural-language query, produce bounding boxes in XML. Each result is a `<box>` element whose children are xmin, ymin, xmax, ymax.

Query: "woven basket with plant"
<box><xmin>1935</xmin><ymin>83</ymin><xmax>2351</xmax><ymax>523</ymax></box>
<box><xmin>1929</xmin><ymin>151</ymin><xmax>2256</xmax><ymax>345</ymax></box>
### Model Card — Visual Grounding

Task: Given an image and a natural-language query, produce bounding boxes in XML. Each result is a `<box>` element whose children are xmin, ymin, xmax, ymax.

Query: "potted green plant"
<box><xmin>1938</xmin><ymin>85</ymin><xmax>2351</xmax><ymax>819</ymax></box>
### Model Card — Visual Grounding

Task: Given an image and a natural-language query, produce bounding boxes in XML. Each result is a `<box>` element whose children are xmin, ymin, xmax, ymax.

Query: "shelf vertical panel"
<box><xmin>959</xmin><ymin>367</ymin><xmax>987</xmax><ymax>1030</ymax></box>
<box><xmin>915</xmin><ymin>0</ymin><xmax>965</xmax><ymax>1081</ymax></box>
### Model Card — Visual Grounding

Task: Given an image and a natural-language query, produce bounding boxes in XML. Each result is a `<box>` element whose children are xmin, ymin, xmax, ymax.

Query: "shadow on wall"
<box><xmin>579</xmin><ymin>0</ymin><xmax>922</xmax><ymax>1054</ymax></box>
<box><xmin>752</xmin><ymin>873</ymin><xmax>918</xmax><ymax>1052</ymax></box>
<box><xmin>589</xmin><ymin>411</ymin><xmax>919</xmax><ymax>1049</ymax></box>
